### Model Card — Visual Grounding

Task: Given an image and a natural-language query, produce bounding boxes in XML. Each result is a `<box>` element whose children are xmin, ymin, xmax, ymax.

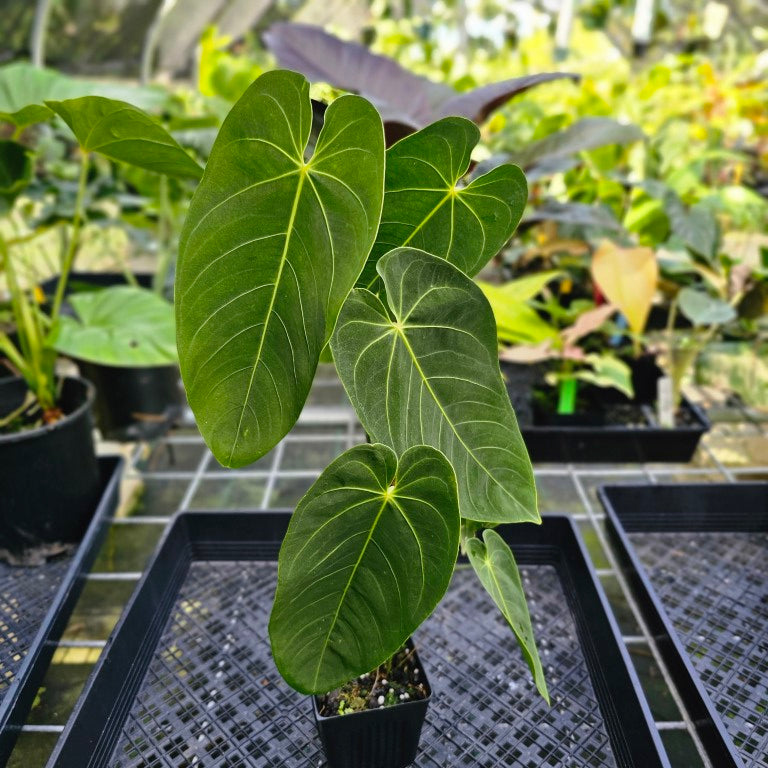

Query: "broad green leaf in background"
<box><xmin>0</xmin><ymin>140</ymin><xmax>32</xmax><ymax>212</ymax></box>
<box><xmin>269</xmin><ymin>442</ymin><xmax>460</xmax><ymax>694</ymax></box>
<box><xmin>490</xmin><ymin>270</ymin><xmax>563</xmax><ymax>302</ymax></box>
<box><xmin>52</xmin><ymin>286</ymin><xmax>177</xmax><ymax>366</ymax></box>
<box><xmin>46</xmin><ymin>96</ymin><xmax>204</xmax><ymax>180</ymax></box>
<box><xmin>332</xmin><ymin>247</ymin><xmax>538</xmax><ymax>524</ymax></box>
<box><xmin>176</xmin><ymin>71</ymin><xmax>385</xmax><ymax>467</ymax></box>
<box><xmin>466</xmin><ymin>529</ymin><xmax>549</xmax><ymax>703</ymax></box>
<box><xmin>678</xmin><ymin>286</ymin><xmax>736</xmax><ymax>326</ymax></box>
<box><xmin>358</xmin><ymin>117</ymin><xmax>527</xmax><ymax>289</ymax></box>
<box><xmin>0</xmin><ymin>61</ymin><xmax>169</xmax><ymax>127</ymax></box>
<box><xmin>478</xmin><ymin>282</ymin><xmax>558</xmax><ymax>346</ymax></box>
<box><xmin>591</xmin><ymin>240</ymin><xmax>657</xmax><ymax>336</ymax></box>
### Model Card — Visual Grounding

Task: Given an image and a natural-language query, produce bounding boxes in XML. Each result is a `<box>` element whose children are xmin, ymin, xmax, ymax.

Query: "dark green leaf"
<box><xmin>52</xmin><ymin>286</ymin><xmax>177</xmax><ymax>366</ymax></box>
<box><xmin>269</xmin><ymin>442</ymin><xmax>460</xmax><ymax>694</ymax></box>
<box><xmin>0</xmin><ymin>140</ymin><xmax>32</xmax><ymax>212</ymax></box>
<box><xmin>176</xmin><ymin>70</ymin><xmax>385</xmax><ymax>467</ymax></box>
<box><xmin>466</xmin><ymin>529</ymin><xmax>549</xmax><ymax>703</ymax></box>
<box><xmin>332</xmin><ymin>247</ymin><xmax>538</xmax><ymax>524</ymax></box>
<box><xmin>359</xmin><ymin>117</ymin><xmax>526</xmax><ymax>289</ymax></box>
<box><xmin>46</xmin><ymin>96</ymin><xmax>203</xmax><ymax>179</ymax></box>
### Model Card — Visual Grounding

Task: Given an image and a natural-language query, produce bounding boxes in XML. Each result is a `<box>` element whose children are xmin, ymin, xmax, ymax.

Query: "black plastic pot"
<box><xmin>39</xmin><ymin>270</ymin><xmax>156</xmax><ymax>303</ymax></box>
<box><xmin>313</xmin><ymin>641</ymin><xmax>430</xmax><ymax>768</ymax></box>
<box><xmin>77</xmin><ymin>360</ymin><xmax>185</xmax><ymax>441</ymax></box>
<box><xmin>0</xmin><ymin>376</ymin><xmax>99</xmax><ymax>558</ymax></box>
<box><xmin>502</xmin><ymin>357</ymin><xmax>710</xmax><ymax>463</ymax></box>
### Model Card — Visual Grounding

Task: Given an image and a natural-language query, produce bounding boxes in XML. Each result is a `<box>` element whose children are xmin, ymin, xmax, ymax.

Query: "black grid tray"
<box><xmin>49</xmin><ymin>511</ymin><xmax>669</xmax><ymax>768</ymax></box>
<box><xmin>0</xmin><ymin>456</ymin><xmax>123</xmax><ymax>762</ymax></box>
<box><xmin>600</xmin><ymin>483</ymin><xmax>768</xmax><ymax>768</ymax></box>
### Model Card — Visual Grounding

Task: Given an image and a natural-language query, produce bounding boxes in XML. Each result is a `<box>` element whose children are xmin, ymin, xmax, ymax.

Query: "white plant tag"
<box><xmin>657</xmin><ymin>375</ymin><xmax>675</xmax><ymax>428</ymax></box>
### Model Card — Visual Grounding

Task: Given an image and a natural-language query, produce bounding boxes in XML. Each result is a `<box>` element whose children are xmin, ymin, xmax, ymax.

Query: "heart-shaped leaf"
<box><xmin>591</xmin><ymin>240</ymin><xmax>657</xmax><ymax>336</ymax></box>
<box><xmin>0</xmin><ymin>140</ymin><xmax>32</xmax><ymax>212</ymax></box>
<box><xmin>269</xmin><ymin>442</ymin><xmax>460</xmax><ymax>694</ymax></box>
<box><xmin>46</xmin><ymin>96</ymin><xmax>203</xmax><ymax>179</ymax></box>
<box><xmin>466</xmin><ymin>528</ymin><xmax>549</xmax><ymax>703</ymax></box>
<box><xmin>176</xmin><ymin>70</ymin><xmax>384</xmax><ymax>467</ymax></box>
<box><xmin>359</xmin><ymin>117</ymin><xmax>527</xmax><ymax>289</ymax></box>
<box><xmin>52</xmin><ymin>286</ymin><xmax>177</xmax><ymax>367</ymax></box>
<box><xmin>332</xmin><ymin>247</ymin><xmax>538</xmax><ymax>524</ymax></box>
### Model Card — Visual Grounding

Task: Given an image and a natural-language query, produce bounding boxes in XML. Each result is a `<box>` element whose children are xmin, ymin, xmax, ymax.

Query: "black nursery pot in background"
<box><xmin>313</xmin><ymin>646</ymin><xmax>430</xmax><ymax>768</ymax></box>
<box><xmin>502</xmin><ymin>356</ymin><xmax>710</xmax><ymax>463</ymax></box>
<box><xmin>0</xmin><ymin>376</ymin><xmax>100</xmax><ymax>558</ymax></box>
<box><xmin>77</xmin><ymin>361</ymin><xmax>185</xmax><ymax>441</ymax></box>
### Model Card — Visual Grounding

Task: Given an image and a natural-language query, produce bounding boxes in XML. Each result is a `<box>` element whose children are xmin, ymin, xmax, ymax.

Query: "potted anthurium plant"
<box><xmin>0</xmin><ymin>95</ymin><xmax>200</xmax><ymax>560</ymax></box>
<box><xmin>175</xmin><ymin>70</ymin><xmax>548</xmax><ymax>767</ymax></box>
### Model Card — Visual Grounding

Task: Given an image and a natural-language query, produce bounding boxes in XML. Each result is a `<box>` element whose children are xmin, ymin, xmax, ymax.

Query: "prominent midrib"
<box><xmin>227</xmin><ymin>171</ymin><xmax>306</xmax><ymax>465</ymax></box>
<box><xmin>394</xmin><ymin>326</ymin><xmax>519</xmax><ymax>510</ymax></box>
<box><xmin>313</xmin><ymin>494</ymin><xmax>390</xmax><ymax>689</ymax></box>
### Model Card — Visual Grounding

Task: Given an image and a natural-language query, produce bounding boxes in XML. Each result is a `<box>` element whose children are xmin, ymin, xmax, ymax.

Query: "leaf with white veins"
<box><xmin>176</xmin><ymin>70</ymin><xmax>384</xmax><ymax>467</ymax></box>
<box><xmin>332</xmin><ymin>247</ymin><xmax>538</xmax><ymax>524</ymax></box>
<box><xmin>359</xmin><ymin>117</ymin><xmax>527</xmax><ymax>289</ymax></box>
<box><xmin>467</xmin><ymin>528</ymin><xmax>549</xmax><ymax>703</ymax></box>
<box><xmin>269</xmin><ymin>442</ymin><xmax>460</xmax><ymax>694</ymax></box>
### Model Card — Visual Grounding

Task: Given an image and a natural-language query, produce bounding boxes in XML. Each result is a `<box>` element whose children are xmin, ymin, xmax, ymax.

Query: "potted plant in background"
<box><xmin>2</xmin><ymin>91</ymin><xmax>203</xmax><ymax>440</ymax></box>
<box><xmin>175</xmin><ymin>70</ymin><xmax>548</xmax><ymax>767</ymax></box>
<box><xmin>0</xmin><ymin>95</ymin><xmax>200</xmax><ymax>559</ymax></box>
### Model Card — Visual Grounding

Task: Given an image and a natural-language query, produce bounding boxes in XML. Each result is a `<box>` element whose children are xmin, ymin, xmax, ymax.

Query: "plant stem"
<box><xmin>51</xmin><ymin>152</ymin><xmax>89</xmax><ymax>326</ymax></box>
<box><xmin>557</xmin><ymin>376</ymin><xmax>577</xmax><ymax>415</ymax></box>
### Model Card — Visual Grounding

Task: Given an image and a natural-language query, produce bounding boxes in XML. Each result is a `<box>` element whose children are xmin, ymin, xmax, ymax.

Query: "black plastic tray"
<box><xmin>0</xmin><ymin>456</ymin><xmax>123</xmax><ymax>762</ymax></box>
<box><xmin>520</xmin><ymin>397</ymin><xmax>709</xmax><ymax>463</ymax></box>
<box><xmin>600</xmin><ymin>483</ymin><xmax>768</xmax><ymax>768</ymax></box>
<box><xmin>50</xmin><ymin>511</ymin><xmax>669</xmax><ymax>768</ymax></box>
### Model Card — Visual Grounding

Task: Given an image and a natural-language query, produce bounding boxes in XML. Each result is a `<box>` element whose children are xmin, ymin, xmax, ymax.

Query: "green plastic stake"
<box><xmin>557</xmin><ymin>377</ymin><xmax>577</xmax><ymax>415</ymax></box>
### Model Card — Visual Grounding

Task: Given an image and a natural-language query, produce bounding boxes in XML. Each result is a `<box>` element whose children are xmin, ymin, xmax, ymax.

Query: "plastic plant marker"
<box><xmin>557</xmin><ymin>377</ymin><xmax>578</xmax><ymax>415</ymax></box>
<box><xmin>332</xmin><ymin>247</ymin><xmax>538</xmax><ymax>524</ymax></box>
<box><xmin>466</xmin><ymin>528</ymin><xmax>549</xmax><ymax>702</ymax></box>
<box><xmin>175</xmin><ymin>70</ymin><xmax>385</xmax><ymax>467</ymax></box>
<box><xmin>46</xmin><ymin>96</ymin><xmax>203</xmax><ymax>180</ymax></box>
<box><xmin>359</xmin><ymin>117</ymin><xmax>527</xmax><ymax>289</ymax></box>
<box><xmin>269</xmin><ymin>443</ymin><xmax>460</xmax><ymax>694</ymax></box>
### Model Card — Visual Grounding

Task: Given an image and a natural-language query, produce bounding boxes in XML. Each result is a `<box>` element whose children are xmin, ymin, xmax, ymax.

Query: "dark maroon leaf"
<box><xmin>437</xmin><ymin>73</ymin><xmax>580</xmax><ymax>123</ymax></box>
<box><xmin>264</xmin><ymin>23</ymin><xmax>577</xmax><ymax>144</ymax></box>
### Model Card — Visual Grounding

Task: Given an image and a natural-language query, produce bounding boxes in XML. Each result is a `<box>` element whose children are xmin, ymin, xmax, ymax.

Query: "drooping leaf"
<box><xmin>510</xmin><ymin>117</ymin><xmax>644</xmax><ymax>171</ymax></box>
<box><xmin>591</xmin><ymin>240</ymin><xmax>657</xmax><ymax>336</ymax></box>
<box><xmin>0</xmin><ymin>140</ymin><xmax>32</xmax><ymax>212</ymax></box>
<box><xmin>491</xmin><ymin>271</ymin><xmax>563</xmax><ymax>302</ymax></box>
<box><xmin>672</xmin><ymin>203</ymin><xmax>720</xmax><ymax>262</ymax></box>
<box><xmin>522</xmin><ymin>200</ymin><xmax>624</xmax><ymax>232</ymax></box>
<box><xmin>359</xmin><ymin>117</ymin><xmax>527</xmax><ymax>288</ymax></box>
<box><xmin>466</xmin><ymin>529</ymin><xmax>549</xmax><ymax>703</ymax></box>
<box><xmin>264</xmin><ymin>23</ymin><xmax>575</xmax><ymax>143</ymax></box>
<box><xmin>332</xmin><ymin>247</ymin><xmax>538</xmax><ymax>524</ymax></box>
<box><xmin>478</xmin><ymin>282</ymin><xmax>558</xmax><ymax>346</ymax></box>
<box><xmin>52</xmin><ymin>286</ymin><xmax>177</xmax><ymax>367</ymax></box>
<box><xmin>46</xmin><ymin>97</ymin><xmax>203</xmax><ymax>179</ymax></box>
<box><xmin>176</xmin><ymin>70</ymin><xmax>384</xmax><ymax>467</ymax></box>
<box><xmin>678</xmin><ymin>287</ymin><xmax>736</xmax><ymax>326</ymax></box>
<box><xmin>577</xmin><ymin>353</ymin><xmax>634</xmax><ymax>398</ymax></box>
<box><xmin>269</xmin><ymin>442</ymin><xmax>460</xmax><ymax>694</ymax></box>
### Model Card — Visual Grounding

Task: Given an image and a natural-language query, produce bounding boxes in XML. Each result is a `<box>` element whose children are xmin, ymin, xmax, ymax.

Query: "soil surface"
<box><xmin>317</xmin><ymin>645</ymin><xmax>429</xmax><ymax>717</ymax></box>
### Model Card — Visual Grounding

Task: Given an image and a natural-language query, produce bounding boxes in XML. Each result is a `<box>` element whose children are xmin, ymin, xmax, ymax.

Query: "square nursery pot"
<box><xmin>502</xmin><ymin>356</ymin><xmax>710</xmax><ymax>463</ymax></box>
<box><xmin>312</xmin><ymin>640</ymin><xmax>430</xmax><ymax>768</ymax></box>
<box><xmin>600</xmin><ymin>483</ymin><xmax>768</xmax><ymax>768</ymax></box>
<box><xmin>48</xmin><ymin>511</ymin><xmax>669</xmax><ymax>768</ymax></box>
<box><xmin>0</xmin><ymin>455</ymin><xmax>122</xmax><ymax>763</ymax></box>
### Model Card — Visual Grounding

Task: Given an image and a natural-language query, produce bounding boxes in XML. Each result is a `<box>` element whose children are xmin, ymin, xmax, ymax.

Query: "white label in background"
<box><xmin>657</xmin><ymin>375</ymin><xmax>675</xmax><ymax>428</ymax></box>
